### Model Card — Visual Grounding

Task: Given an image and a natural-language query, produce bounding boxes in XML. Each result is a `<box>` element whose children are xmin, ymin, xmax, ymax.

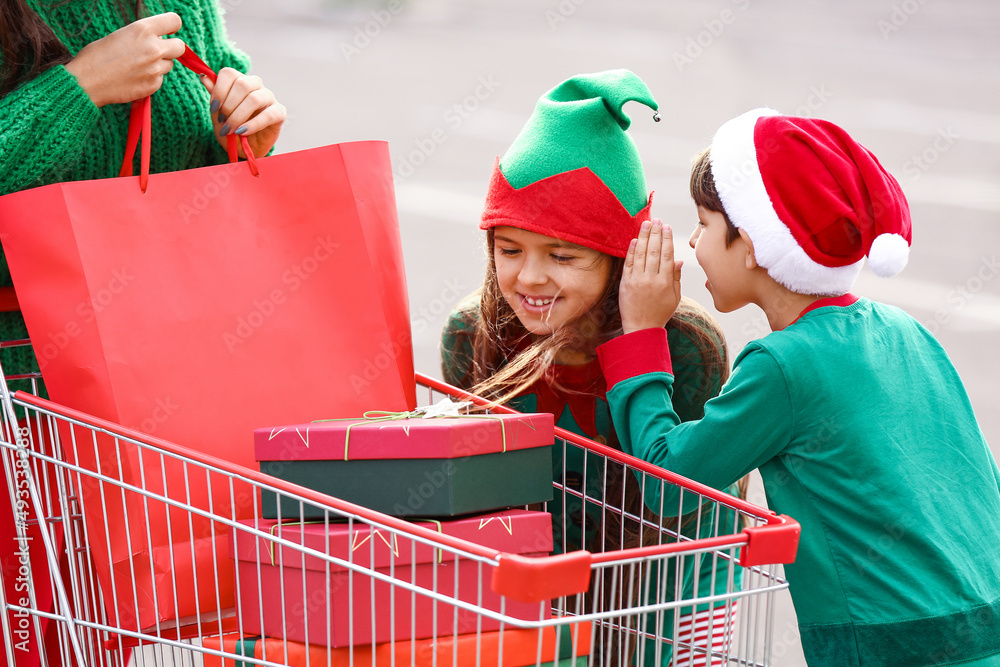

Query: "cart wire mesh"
<box><xmin>0</xmin><ymin>348</ymin><xmax>797</xmax><ymax>667</ymax></box>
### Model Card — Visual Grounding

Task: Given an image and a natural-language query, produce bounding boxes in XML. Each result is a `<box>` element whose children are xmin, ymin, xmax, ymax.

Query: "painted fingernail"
<box><xmin>235</xmin><ymin>125</ymin><xmax>248</xmax><ymax>135</ymax></box>
<box><xmin>664</xmin><ymin>225</ymin><xmax>672</xmax><ymax>234</ymax></box>
<box><xmin>220</xmin><ymin>124</ymin><xmax>231</xmax><ymax>136</ymax></box>
<box><xmin>210</xmin><ymin>99</ymin><xmax>220</xmax><ymax>113</ymax></box>
<box><xmin>218</xmin><ymin>112</ymin><xmax>227</xmax><ymax>124</ymax></box>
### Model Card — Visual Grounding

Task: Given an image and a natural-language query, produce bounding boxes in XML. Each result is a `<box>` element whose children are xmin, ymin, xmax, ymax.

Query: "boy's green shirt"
<box><xmin>602</xmin><ymin>296</ymin><xmax>1000</xmax><ymax>666</ymax></box>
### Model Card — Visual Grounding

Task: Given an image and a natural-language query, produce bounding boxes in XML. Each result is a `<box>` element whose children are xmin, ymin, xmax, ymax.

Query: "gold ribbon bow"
<box><xmin>312</xmin><ymin>400</ymin><xmax>509</xmax><ymax>461</ymax></box>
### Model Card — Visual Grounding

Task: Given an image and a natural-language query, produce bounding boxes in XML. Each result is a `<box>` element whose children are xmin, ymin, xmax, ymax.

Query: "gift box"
<box><xmin>255</xmin><ymin>412</ymin><xmax>554</xmax><ymax>518</ymax></box>
<box><xmin>230</xmin><ymin>509</ymin><xmax>555</xmax><ymax>646</ymax></box>
<box><xmin>201</xmin><ymin>622</ymin><xmax>591</xmax><ymax>667</ymax></box>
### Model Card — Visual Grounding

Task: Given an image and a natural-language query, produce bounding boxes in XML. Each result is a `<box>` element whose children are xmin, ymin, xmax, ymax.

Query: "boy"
<box><xmin>598</xmin><ymin>108</ymin><xmax>1000</xmax><ymax>665</ymax></box>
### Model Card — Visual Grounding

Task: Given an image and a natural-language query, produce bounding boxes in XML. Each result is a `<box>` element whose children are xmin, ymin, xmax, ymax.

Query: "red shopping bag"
<box><xmin>0</xmin><ymin>49</ymin><xmax>415</xmax><ymax>633</ymax></box>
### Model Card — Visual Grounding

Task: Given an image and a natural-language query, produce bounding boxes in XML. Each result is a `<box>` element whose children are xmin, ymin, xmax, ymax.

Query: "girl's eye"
<box><xmin>551</xmin><ymin>254</ymin><xmax>576</xmax><ymax>263</ymax></box>
<box><xmin>497</xmin><ymin>247</ymin><xmax>520</xmax><ymax>257</ymax></box>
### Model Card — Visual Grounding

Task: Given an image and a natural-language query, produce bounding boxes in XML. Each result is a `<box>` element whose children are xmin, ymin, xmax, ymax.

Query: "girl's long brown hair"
<box><xmin>1</xmin><ymin>0</ymin><xmax>145</xmax><ymax>97</ymax></box>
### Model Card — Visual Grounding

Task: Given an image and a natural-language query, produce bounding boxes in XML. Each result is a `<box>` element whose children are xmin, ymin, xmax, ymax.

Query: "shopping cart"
<box><xmin>0</xmin><ymin>335</ymin><xmax>799</xmax><ymax>667</ymax></box>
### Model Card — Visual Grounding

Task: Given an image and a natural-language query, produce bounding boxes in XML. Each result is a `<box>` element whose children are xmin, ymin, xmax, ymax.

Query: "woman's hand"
<box><xmin>619</xmin><ymin>219</ymin><xmax>683</xmax><ymax>334</ymax></box>
<box><xmin>65</xmin><ymin>13</ymin><xmax>186</xmax><ymax>108</ymax></box>
<box><xmin>201</xmin><ymin>69</ymin><xmax>286</xmax><ymax>158</ymax></box>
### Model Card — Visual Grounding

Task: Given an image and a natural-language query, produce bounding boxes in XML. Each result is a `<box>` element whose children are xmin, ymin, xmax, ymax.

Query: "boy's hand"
<box><xmin>619</xmin><ymin>219</ymin><xmax>683</xmax><ymax>334</ymax></box>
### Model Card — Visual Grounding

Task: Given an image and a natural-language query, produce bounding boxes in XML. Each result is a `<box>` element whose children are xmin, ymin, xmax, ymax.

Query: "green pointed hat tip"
<box><xmin>500</xmin><ymin>69</ymin><xmax>658</xmax><ymax>216</ymax></box>
<box><xmin>544</xmin><ymin>68</ymin><xmax>658</xmax><ymax>131</ymax></box>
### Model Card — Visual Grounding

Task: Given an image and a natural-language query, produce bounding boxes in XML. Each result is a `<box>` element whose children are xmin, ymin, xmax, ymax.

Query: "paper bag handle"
<box><xmin>119</xmin><ymin>46</ymin><xmax>259</xmax><ymax>192</ymax></box>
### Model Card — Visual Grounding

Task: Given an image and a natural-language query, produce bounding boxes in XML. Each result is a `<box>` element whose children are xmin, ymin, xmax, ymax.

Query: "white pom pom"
<box><xmin>868</xmin><ymin>233</ymin><xmax>910</xmax><ymax>277</ymax></box>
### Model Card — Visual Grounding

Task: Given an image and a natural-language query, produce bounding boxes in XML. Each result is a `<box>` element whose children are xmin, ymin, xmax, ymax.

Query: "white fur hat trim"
<box><xmin>868</xmin><ymin>233</ymin><xmax>910</xmax><ymax>277</ymax></box>
<box><xmin>710</xmin><ymin>108</ymin><xmax>864</xmax><ymax>297</ymax></box>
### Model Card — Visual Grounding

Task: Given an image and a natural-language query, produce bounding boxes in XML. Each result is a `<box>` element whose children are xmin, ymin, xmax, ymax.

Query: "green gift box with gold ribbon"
<box><xmin>254</xmin><ymin>407</ymin><xmax>554</xmax><ymax>519</ymax></box>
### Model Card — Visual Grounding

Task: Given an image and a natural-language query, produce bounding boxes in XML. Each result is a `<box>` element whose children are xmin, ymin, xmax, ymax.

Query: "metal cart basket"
<box><xmin>1</xmin><ymin>344</ymin><xmax>798</xmax><ymax>667</ymax></box>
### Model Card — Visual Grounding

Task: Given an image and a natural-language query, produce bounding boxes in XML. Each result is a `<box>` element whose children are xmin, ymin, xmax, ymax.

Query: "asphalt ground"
<box><xmin>222</xmin><ymin>2</ymin><xmax>1000</xmax><ymax>663</ymax></box>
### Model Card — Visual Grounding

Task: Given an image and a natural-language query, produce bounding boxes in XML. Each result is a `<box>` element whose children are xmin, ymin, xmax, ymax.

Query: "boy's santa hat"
<box><xmin>480</xmin><ymin>69</ymin><xmax>657</xmax><ymax>258</ymax></box>
<box><xmin>710</xmin><ymin>108</ymin><xmax>912</xmax><ymax>296</ymax></box>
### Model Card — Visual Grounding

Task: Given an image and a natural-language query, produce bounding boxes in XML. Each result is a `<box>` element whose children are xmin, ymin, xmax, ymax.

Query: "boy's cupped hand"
<box><xmin>619</xmin><ymin>219</ymin><xmax>683</xmax><ymax>334</ymax></box>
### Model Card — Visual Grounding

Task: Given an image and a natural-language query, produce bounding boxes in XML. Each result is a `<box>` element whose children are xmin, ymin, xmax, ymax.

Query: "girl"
<box><xmin>440</xmin><ymin>69</ymin><xmax>746</xmax><ymax>667</ymax></box>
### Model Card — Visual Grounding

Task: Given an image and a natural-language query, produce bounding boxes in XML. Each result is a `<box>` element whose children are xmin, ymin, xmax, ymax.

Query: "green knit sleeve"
<box><xmin>608</xmin><ymin>344</ymin><xmax>794</xmax><ymax>515</ymax></box>
<box><xmin>440</xmin><ymin>298</ymin><xmax>480</xmax><ymax>390</ymax></box>
<box><xmin>0</xmin><ymin>65</ymin><xmax>100</xmax><ymax>196</ymax></box>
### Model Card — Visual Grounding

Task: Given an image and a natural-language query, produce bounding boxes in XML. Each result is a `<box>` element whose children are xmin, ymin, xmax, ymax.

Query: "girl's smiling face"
<box><xmin>493</xmin><ymin>226</ymin><xmax>612</xmax><ymax>336</ymax></box>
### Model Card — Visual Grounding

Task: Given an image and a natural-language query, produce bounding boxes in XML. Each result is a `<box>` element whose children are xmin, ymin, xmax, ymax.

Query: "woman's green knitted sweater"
<box><xmin>0</xmin><ymin>0</ymin><xmax>251</xmax><ymax>382</ymax></box>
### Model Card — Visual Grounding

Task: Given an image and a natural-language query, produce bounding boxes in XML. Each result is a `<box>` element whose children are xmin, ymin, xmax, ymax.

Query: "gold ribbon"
<box><xmin>263</xmin><ymin>519</ymin><xmax>447</xmax><ymax>566</ymax></box>
<box><xmin>312</xmin><ymin>410</ymin><xmax>509</xmax><ymax>461</ymax></box>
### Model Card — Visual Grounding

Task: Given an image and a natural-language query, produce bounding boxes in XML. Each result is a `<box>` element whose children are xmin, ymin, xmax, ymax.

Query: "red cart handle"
<box><xmin>119</xmin><ymin>46</ymin><xmax>258</xmax><ymax>192</ymax></box>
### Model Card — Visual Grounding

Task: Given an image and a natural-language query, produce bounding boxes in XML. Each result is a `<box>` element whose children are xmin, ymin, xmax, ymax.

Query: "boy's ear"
<box><xmin>738</xmin><ymin>229</ymin><xmax>759</xmax><ymax>270</ymax></box>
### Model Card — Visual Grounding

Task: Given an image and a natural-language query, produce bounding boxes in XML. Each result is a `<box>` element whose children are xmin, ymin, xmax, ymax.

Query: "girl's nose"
<box><xmin>518</xmin><ymin>254</ymin><xmax>547</xmax><ymax>287</ymax></box>
<box><xmin>689</xmin><ymin>226</ymin><xmax>699</xmax><ymax>249</ymax></box>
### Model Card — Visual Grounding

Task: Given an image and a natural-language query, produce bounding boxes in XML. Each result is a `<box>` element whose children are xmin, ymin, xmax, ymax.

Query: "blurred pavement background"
<box><xmin>223</xmin><ymin>1</ymin><xmax>1000</xmax><ymax>662</ymax></box>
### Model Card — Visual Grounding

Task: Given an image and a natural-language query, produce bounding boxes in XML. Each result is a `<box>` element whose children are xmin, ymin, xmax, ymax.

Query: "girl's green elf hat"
<box><xmin>480</xmin><ymin>69</ymin><xmax>659</xmax><ymax>258</ymax></box>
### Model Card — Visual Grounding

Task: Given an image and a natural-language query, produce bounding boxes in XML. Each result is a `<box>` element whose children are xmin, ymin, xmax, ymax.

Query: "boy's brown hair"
<box><xmin>690</xmin><ymin>147</ymin><xmax>742</xmax><ymax>248</ymax></box>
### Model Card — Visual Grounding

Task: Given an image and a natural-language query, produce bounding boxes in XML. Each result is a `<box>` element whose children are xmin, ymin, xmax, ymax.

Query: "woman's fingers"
<box><xmin>142</xmin><ymin>12</ymin><xmax>183</xmax><ymax>37</ymax></box>
<box><xmin>225</xmin><ymin>88</ymin><xmax>275</xmax><ymax>134</ymax></box>
<box><xmin>160</xmin><ymin>36</ymin><xmax>187</xmax><ymax>61</ymax></box>
<box><xmin>204</xmin><ymin>69</ymin><xmax>285</xmax><ymax>155</ymax></box>
<box><xmin>236</xmin><ymin>101</ymin><xmax>287</xmax><ymax>137</ymax></box>
<box><xmin>65</xmin><ymin>13</ymin><xmax>187</xmax><ymax>106</ymax></box>
<box><xmin>209</xmin><ymin>67</ymin><xmax>240</xmax><ymax>126</ymax></box>
<box><xmin>213</xmin><ymin>70</ymin><xmax>268</xmax><ymax>133</ymax></box>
